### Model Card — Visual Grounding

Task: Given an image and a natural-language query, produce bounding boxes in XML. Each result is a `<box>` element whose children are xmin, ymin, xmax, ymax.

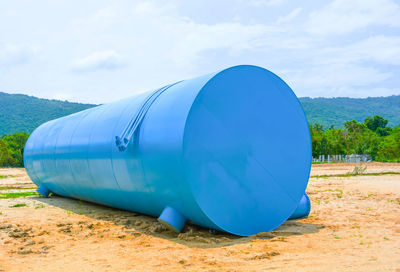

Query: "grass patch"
<box><xmin>9</xmin><ymin>203</ymin><xmax>27</xmax><ymax>208</ymax></box>
<box><xmin>311</xmin><ymin>171</ymin><xmax>400</xmax><ymax>178</ymax></box>
<box><xmin>0</xmin><ymin>175</ymin><xmax>16</xmax><ymax>179</ymax></box>
<box><xmin>315</xmin><ymin>188</ymin><xmax>344</xmax><ymax>198</ymax></box>
<box><xmin>0</xmin><ymin>191</ymin><xmax>39</xmax><ymax>199</ymax></box>
<box><xmin>0</xmin><ymin>186</ymin><xmax>37</xmax><ymax>190</ymax></box>
<box><xmin>35</xmin><ymin>204</ymin><xmax>45</xmax><ymax>209</ymax></box>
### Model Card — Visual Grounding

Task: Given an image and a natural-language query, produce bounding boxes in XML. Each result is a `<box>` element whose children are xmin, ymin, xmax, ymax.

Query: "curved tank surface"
<box><xmin>24</xmin><ymin>65</ymin><xmax>312</xmax><ymax>236</ymax></box>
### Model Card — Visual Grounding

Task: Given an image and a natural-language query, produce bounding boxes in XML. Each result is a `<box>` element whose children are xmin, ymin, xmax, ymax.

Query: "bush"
<box><xmin>0</xmin><ymin>132</ymin><xmax>29</xmax><ymax>167</ymax></box>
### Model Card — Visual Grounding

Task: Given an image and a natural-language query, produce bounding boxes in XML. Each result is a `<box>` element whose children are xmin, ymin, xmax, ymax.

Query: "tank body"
<box><xmin>24</xmin><ymin>65</ymin><xmax>312</xmax><ymax>236</ymax></box>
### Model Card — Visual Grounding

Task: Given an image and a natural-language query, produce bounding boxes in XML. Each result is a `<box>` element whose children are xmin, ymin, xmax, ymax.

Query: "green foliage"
<box><xmin>0</xmin><ymin>92</ymin><xmax>95</xmax><ymax>136</ymax></box>
<box><xmin>9</xmin><ymin>203</ymin><xmax>28</xmax><ymax>207</ymax></box>
<box><xmin>376</xmin><ymin>127</ymin><xmax>392</xmax><ymax>137</ymax></box>
<box><xmin>0</xmin><ymin>132</ymin><xmax>29</xmax><ymax>167</ymax></box>
<box><xmin>0</xmin><ymin>191</ymin><xmax>39</xmax><ymax>199</ymax></box>
<box><xmin>310</xmin><ymin>116</ymin><xmax>399</xmax><ymax>162</ymax></box>
<box><xmin>375</xmin><ymin>127</ymin><xmax>400</xmax><ymax>162</ymax></box>
<box><xmin>365</xmin><ymin>115</ymin><xmax>388</xmax><ymax>131</ymax></box>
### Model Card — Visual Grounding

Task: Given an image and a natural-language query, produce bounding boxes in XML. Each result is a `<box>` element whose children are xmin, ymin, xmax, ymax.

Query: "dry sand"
<box><xmin>0</xmin><ymin>162</ymin><xmax>399</xmax><ymax>271</ymax></box>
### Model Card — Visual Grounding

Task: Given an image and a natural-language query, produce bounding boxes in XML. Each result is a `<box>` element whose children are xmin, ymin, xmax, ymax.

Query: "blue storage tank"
<box><xmin>24</xmin><ymin>65</ymin><xmax>311</xmax><ymax>236</ymax></box>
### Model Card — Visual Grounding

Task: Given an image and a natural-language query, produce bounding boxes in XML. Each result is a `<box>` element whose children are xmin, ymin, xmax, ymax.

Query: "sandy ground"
<box><xmin>309</xmin><ymin>162</ymin><xmax>400</xmax><ymax>176</ymax></box>
<box><xmin>0</xmin><ymin>162</ymin><xmax>399</xmax><ymax>272</ymax></box>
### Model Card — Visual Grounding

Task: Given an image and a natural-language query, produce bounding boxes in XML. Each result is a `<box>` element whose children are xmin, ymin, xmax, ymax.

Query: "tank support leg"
<box><xmin>158</xmin><ymin>206</ymin><xmax>186</xmax><ymax>232</ymax></box>
<box><xmin>36</xmin><ymin>184</ymin><xmax>51</xmax><ymax>198</ymax></box>
<box><xmin>288</xmin><ymin>193</ymin><xmax>311</xmax><ymax>220</ymax></box>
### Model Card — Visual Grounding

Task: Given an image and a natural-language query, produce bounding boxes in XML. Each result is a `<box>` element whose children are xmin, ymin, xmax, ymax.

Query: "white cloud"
<box><xmin>342</xmin><ymin>36</ymin><xmax>400</xmax><ymax>66</ymax></box>
<box><xmin>70</xmin><ymin>6</ymin><xmax>120</xmax><ymax>30</ymax></box>
<box><xmin>285</xmin><ymin>63</ymin><xmax>392</xmax><ymax>97</ymax></box>
<box><xmin>276</xmin><ymin>8</ymin><xmax>302</xmax><ymax>24</ymax></box>
<box><xmin>306</xmin><ymin>0</ymin><xmax>400</xmax><ymax>35</ymax></box>
<box><xmin>246</xmin><ymin>0</ymin><xmax>284</xmax><ymax>6</ymax></box>
<box><xmin>111</xmin><ymin>1</ymin><xmax>279</xmax><ymax>69</ymax></box>
<box><xmin>169</xmin><ymin>22</ymin><xmax>277</xmax><ymax>65</ymax></box>
<box><xmin>314</xmin><ymin>35</ymin><xmax>400</xmax><ymax>67</ymax></box>
<box><xmin>0</xmin><ymin>44</ymin><xmax>38</xmax><ymax>67</ymax></box>
<box><xmin>69</xmin><ymin>2</ymin><xmax>277</xmax><ymax>71</ymax></box>
<box><xmin>71</xmin><ymin>50</ymin><xmax>126</xmax><ymax>72</ymax></box>
<box><xmin>0</xmin><ymin>0</ymin><xmax>399</xmax><ymax>102</ymax></box>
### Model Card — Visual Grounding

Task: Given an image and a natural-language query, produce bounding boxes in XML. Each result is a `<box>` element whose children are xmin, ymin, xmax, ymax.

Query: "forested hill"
<box><xmin>0</xmin><ymin>91</ymin><xmax>399</xmax><ymax>135</ymax></box>
<box><xmin>0</xmin><ymin>92</ymin><xmax>96</xmax><ymax>136</ymax></box>
<box><xmin>299</xmin><ymin>96</ymin><xmax>400</xmax><ymax>128</ymax></box>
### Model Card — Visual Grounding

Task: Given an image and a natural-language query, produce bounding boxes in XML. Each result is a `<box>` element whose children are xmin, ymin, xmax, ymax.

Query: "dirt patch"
<box><xmin>0</xmin><ymin>164</ymin><xmax>399</xmax><ymax>271</ymax></box>
<box><xmin>310</xmin><ymin>162</ymin><xmax>400</xmax><ymax>176</ymax></box>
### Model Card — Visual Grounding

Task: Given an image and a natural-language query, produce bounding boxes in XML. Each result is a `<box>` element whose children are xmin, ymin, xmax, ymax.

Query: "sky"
<box><xmin>1</xmin><ymin>0</ymin><xmax>400</xmax><ymax>104</ymax></box>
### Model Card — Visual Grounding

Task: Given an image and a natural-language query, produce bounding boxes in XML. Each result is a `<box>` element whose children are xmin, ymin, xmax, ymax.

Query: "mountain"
<box><xmin>0</xmin><ymin>92</ymin><xmax>399</xmax><ymax>136</ymax></box>
<box><xmin>299</xmin><ymin>96</ymin><xmax>400</xmax><ymax>129</ymax></box>
<box><xmin>0</xmin><ymin>92</ymin><xmax>96</xmax><ymax>136</ymax></box>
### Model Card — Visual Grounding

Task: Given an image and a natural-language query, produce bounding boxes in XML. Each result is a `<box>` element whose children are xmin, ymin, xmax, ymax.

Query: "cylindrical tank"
<box><xmin>24</xmin><ymin>65</ymin><xmax>312</xmax><ymax>236</ymax></box>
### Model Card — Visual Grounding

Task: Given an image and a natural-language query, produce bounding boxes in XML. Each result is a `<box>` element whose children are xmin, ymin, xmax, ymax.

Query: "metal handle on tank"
<box><xmin>115</xmin><ymin>81</ymin><xmax>182</xmax><ymax>151</ymax></box>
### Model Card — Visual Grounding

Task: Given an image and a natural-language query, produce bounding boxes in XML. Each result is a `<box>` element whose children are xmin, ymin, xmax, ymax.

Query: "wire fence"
<box><xmin>312</xmin><ymin>154</ymin><xmax>372</xmax><ymax>163</ymax></box>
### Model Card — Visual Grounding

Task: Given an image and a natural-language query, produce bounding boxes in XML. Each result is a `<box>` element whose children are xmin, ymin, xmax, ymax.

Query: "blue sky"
<box><xmin>1</xmin><ymin>0</ymin><xmax>399</xmax><ymax>103</ymax></box>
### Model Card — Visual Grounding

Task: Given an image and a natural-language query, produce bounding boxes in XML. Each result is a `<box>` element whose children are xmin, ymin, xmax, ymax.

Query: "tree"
<box><xmin>308</xmin><ymin>118</ymin><xmax>398</xmax><ymax>161</ymax></box>
<box><xmin>376</xmin><ymin>127</ymin><xmax>400</xmax><ymax>162</ymax></box>
<box><xmin>325</xmin><ymin>127</ymin><xmax>346</xmax><ymax>155</ymax></box>
<box><xmin>343</xmin><ymin>120</ymin><xmax>368</xmax><ymax>154</ymax></box>
<box><xmin>0</xmin><ymin>140</ymin><xmax>11</xmax><ymax>166</ymax></box>
<box><xmin>375</xmin><ymin>127</ymin><xmax>392</xmax><ymax>137</ymax></box>
<box><xmin>310</xmin><ymin>124</ymin><xmax>328</xmax><ymax>157</ymax></box>
<box><xmin>0</xmin><ymin>132</ymin><xmax>29</xmax><ymax>167</ymax></box>
<box><xmin>365</xmin><ymin>115</ymin><xmax>388</xmax><ymax>132</ymax></box>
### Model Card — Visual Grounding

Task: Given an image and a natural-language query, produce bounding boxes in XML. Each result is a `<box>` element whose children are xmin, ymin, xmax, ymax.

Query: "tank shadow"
<box><xmin>35</xmin><ymin>195</ymin><xmax>324</xmax><ymax>249</ymax></box>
